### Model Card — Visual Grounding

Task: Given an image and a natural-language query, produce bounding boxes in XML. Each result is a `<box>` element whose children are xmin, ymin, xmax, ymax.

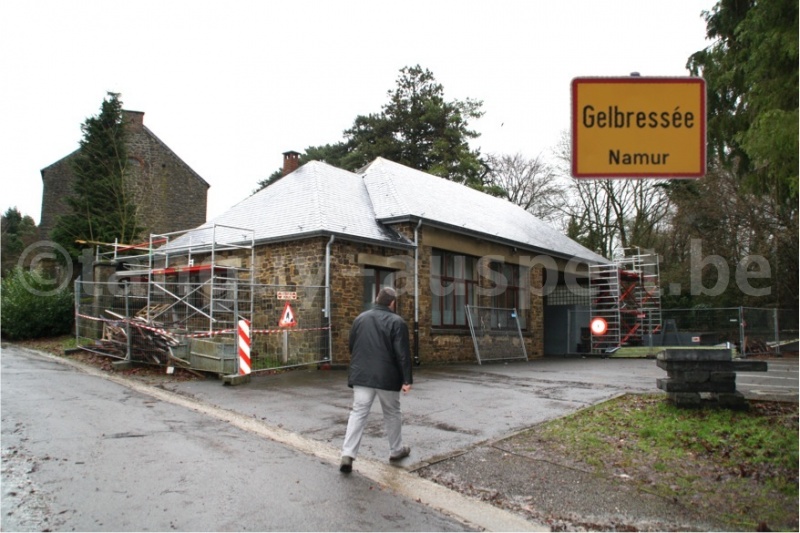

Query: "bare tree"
<box><xmin>552</xmin><ymin>131</ymin><xmax>672</xmax><ymax>258</ymax></box>
<box><xmin>484</xmin><ymin>152</ymin><xmax>566</xmax><ymax>225</ymax></box>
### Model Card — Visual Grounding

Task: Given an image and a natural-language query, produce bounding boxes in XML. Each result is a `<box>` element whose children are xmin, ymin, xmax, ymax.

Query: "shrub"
<box><xmin>1</xmin><ymin>267</ymin><xmax>74</xmax><ymax>340</ymax></box>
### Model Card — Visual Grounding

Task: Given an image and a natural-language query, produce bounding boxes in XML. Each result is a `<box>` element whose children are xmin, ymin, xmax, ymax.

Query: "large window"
<box><xmin>431</xmin><ymin>250</ymin><xmax>477</xmax><ymax>327</ymax></box>
<box><xmin>489</xmin><ymin>261</ymin><xmax>529</xmax><ymax>329</ymax></box>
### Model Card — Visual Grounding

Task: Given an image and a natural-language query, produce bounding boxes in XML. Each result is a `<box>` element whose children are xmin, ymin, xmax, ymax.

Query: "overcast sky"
<box><xmin>0</xmin><ymin>0</ymin><xmax>713</xmax><ymax>226</ymax></box>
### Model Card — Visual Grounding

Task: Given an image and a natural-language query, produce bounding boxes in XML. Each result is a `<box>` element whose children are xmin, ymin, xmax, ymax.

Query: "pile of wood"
<box><xmin>93</xmin><ymin>305</ymin><xmax>192</xmax><ymax>370</ymax></box>
<box><xmin>742</xmin><ymin>337</ymin><xmax>772</xmax><ymax>356</ymax></box>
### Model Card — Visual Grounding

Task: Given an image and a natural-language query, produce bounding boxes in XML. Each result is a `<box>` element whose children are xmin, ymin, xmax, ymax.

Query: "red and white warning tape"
<box><xmin>76</xmin><ymin>313</ymin><xmax>330</xmax><ymax>340</ymax></box>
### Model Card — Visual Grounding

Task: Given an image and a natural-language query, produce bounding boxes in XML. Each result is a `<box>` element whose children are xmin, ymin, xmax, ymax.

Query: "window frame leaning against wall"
<box><xmin>430</xmin><ymin>248</ymin><xmax>478</xmax><ymax>328</ymax></box>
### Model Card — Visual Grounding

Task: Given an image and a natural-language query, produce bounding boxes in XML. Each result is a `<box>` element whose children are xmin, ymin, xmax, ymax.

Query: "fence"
<box><xmin>566</xmin><ymin>306</ymin><xmax>798</xmax><ymax>357</ymax></box>
<box><xmin>248</xmin><ymin>284</ymin><xmax>330</xmax><ymax>373</ymax></box>
<box><xmin>465</xmin><ymin>305</ymin><xmax>528</xmax><ymax>364</ymax></box>
<box><xmin>74</xmin><ymin>280</ymin><xmax>330</xmax><ymax>374</ymax></box>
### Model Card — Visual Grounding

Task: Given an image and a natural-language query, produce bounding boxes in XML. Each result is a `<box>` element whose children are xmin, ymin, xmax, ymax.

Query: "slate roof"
<box><xmin>360</xmin><ymin>157</ymin><xmax>609</xmax><ymax>264</ymax></box>
<box><xmin>168</xmin><ymin>157</ymin><xmax>609</xmax><ymax>265</ymax></box>
<box><xmin>167</xmin><ymin>160</ymin><xmax>413</xmax><ymax>250</ymax></box>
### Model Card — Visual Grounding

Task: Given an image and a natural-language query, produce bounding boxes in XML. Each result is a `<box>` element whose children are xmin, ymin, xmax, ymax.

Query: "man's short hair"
<box><xmin>375</xmin><ymin>286</ymin><xmax>397</xmax><ymax>307</ymax></box>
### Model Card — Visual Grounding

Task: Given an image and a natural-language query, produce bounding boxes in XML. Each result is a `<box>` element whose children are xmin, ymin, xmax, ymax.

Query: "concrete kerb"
<box><xmin>25</xmin><ymin>349</ymin><xmax>548</xmax><ymax>532</ymax></box>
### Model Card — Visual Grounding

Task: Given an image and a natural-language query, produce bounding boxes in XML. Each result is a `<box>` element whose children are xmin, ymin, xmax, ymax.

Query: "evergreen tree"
<box><xmin>688</xmin><ymin>0</ymin><xmax>798</xmax><ymax>201</ymax></box>
<box><xmin>51</xmin><ymin>92</ymin><xmax>143</xmax><ymax>258</ymax></box>
<box><xmin>1</xmin><ymin>207</ymin><xmax>37</xmax><ymax>277</ymax></box>
<box><xmin>686</xmin><ymin>0</ymin><xmax>798</xmax><ymax>309</ymax></box>
<box><xmin>341</xmin><ymin>65</ymin><xmax>487</xmax><ymax>187</ymax></box>
<box><xmin>256</xmin><ymin>66</ymin><xmax>489</xmax><ymax>192</ymax></box>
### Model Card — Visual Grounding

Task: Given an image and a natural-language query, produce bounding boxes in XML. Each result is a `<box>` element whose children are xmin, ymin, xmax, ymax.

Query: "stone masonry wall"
<box><xmin>215</xmin><ymin>229</ymin><xmax>546</xmax><ymax>366</ymax></box>
<box><xmin>125</xmin><ymin>125</ymin><xmax>208</xmax><ymax>235</ymax></box>
<box><xmin>390</xmin><ymin>223</ymin><xmax>544</xmax><ymax>364</ymax></box>
<box><xmin>39</xmin><ymin>111</ymin><xmax>207</xmax><ymax>240</ymax></box>
<box><xmin>39</xmin><ymin>156</ymin><xmax>77</xmax><ymax>238</ymax></box>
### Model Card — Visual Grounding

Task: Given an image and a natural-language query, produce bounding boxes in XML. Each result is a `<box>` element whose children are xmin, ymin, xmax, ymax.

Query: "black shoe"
<box><xmin>339</xmin><ymin>455</ymin><xmax>353</xmax><ymax>473</ymax></box>
<box><xmin>389</xmin><ymin>446</ymin><xmax>411</xmax><ymax>462</ymax></box>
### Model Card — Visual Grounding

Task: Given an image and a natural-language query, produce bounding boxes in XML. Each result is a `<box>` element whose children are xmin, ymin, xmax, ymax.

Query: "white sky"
<box><xmin>0</xmin><ymin>0</ymin><xmax>713</xmax><ymax>226</ymax></box>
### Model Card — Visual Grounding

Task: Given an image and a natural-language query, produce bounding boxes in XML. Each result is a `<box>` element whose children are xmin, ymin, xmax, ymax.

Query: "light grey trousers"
<box><xmin>341</xmin><ymin>385</ymin><xmax>403</xmax><ymax>459</ymax></box>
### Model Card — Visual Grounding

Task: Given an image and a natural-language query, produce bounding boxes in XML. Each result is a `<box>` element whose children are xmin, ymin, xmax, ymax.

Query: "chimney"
<box><xmin>122</xmin><ymin>110</ymin><xmax>145</xmax><ymax>132</ymax></box>
<box><xmin>282</xmin><ymin>150</ymin><xmax>300</xmax><ymax>176</ymax></box>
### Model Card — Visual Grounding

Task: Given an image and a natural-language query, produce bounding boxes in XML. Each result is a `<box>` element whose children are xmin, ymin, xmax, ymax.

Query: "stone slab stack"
<box><xmin>656</xmin><ymin>348</ymin><xmax>767</xmax><ymax>409</ymax></box>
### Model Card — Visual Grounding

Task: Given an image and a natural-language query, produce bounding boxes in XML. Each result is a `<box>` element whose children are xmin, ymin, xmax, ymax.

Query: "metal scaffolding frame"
<box><xmin>92</xmin><ymin>224</ymin><xmax>256</xmax><ymax>343</ymax></box>
<box><xmin>589</xmin><ymin>248</ymin><xmax>662</xmax><ymax>354</ymax></box>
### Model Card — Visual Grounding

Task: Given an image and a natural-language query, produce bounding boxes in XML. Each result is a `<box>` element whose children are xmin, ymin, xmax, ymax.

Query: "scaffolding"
<box><xmin>107</xmin><ymin>224</ymin><xmax>256</xmax><ymax>333</ymax></box>
<box><xmin>589</xmin><ymin>248</ymin><xmax>661</xmax><ymax>354</ymax></box>
<box><xmin>77</xmin><ymin>225</ymin><xmax>256</xmax><ymax>372</ymax></box>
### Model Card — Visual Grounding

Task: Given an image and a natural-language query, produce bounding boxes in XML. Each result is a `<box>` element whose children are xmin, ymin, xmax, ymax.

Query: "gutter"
<box><xmin>378</xmin><ymin>216</ymin><xmax>610</xmax><ymax>265</ymax></box>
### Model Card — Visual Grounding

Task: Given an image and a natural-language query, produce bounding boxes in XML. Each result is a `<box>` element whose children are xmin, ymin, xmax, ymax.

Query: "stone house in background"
<box><xmin>39</xmin><ymin>110</ymin><xmax>209</xmax><ymax>240</ymax></box>
<box><xmin>159</xmin><ymin>153</ymin><xmax>610</xmax><ymax>365</ymax></box>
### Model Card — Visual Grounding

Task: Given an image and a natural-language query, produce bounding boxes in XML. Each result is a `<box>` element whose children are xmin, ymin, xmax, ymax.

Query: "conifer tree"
<box><xmin>1</xmin><ymin>207</ymin><xmax>37</xmax><ymax>276</ymax></box>
<box><xmin>256</xmin><ymin>66</ymin><xmax>489</xmax><ymax>192</ymax></box>
<box><xmin>51</xmin><ymin>92</ymin><xmax>143</xmax><ymax>258</ymax></box>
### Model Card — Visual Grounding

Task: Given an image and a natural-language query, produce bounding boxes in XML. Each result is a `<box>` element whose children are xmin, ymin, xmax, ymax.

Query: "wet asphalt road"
<box><xmin>1</xmin><ymin>346</ymin><xmax>478</xmax><ymax>532</ymax></box>
<box><xmin>2</xmin><ymin>344</ymin><xmax>796</xmax><ymax>531</ymax></box>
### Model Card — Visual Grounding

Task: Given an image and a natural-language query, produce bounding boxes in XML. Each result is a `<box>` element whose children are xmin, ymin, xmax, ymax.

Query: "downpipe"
<box><xmin>413</xmin><ymin>218</ymin><xmax>422</xmax><ymax>366</ymax></box>
<box><xmin>325</xmin><ymin>235</ymin><xmax>335</xmax><ymax>361</ymax></box>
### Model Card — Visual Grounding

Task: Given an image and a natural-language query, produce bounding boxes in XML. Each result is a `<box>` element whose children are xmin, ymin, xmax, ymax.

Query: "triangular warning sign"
<box><xmin>279</xmin><ymin>301</ymin><xmax>297</xmax><ymax>328</ymax></box>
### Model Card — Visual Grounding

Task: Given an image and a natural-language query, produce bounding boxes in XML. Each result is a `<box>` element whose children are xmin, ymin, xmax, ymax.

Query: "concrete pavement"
<box><xmin>159</xmin><ymin>356</ymin><xmax>798</xmax><ymax>470</ymax></box>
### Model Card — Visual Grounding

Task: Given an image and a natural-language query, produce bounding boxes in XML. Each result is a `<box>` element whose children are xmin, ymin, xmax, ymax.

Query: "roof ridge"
<box><xmin>361</xmin><ymin>158</ymin><xmax>412</xmax><ymax>218</ymax></box>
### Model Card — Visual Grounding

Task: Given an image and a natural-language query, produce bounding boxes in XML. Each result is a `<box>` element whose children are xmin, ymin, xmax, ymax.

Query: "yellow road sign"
<box><xmin>571</xmin><ymin>77</ymin><xmax>706</xmax><ymax>178</ymax></box>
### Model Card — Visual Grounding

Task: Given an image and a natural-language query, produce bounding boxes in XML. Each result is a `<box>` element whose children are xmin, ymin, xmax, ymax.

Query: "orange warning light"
<box><xmin>590</xmin><ymin>317</ymin><xmax>608</xmax><ymax>336</ymax></box>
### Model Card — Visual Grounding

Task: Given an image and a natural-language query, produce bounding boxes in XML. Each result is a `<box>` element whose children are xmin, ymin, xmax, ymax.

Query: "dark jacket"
<box><xmin>348</xmin><ymin>304</ymin><xmax>412</xmax><ymax>391</ymax></box>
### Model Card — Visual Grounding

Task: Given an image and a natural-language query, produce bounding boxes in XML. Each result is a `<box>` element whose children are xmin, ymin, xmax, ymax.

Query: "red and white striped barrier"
<box><xmin>238</xmin><ymin>319</ymin><xmax>251</xmax><ymax>375</ymax></box>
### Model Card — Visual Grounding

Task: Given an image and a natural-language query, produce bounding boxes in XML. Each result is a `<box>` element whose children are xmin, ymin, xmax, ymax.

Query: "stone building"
<box><xmin>39</xmin><ymin>110</ymin><xmax>209</xmax><ymax>240</ymax></box>
<box><xmin>160</xmin><ymin>154</ymin><xmax>610</xmax><ymax>365</ymax></box>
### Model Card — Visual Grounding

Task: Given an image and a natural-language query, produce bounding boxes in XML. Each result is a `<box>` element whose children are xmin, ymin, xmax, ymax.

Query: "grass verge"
<box><xmin>531</xmin><ymin>394</ymin><xmax>798</xmax><ymax>531</ymax></box>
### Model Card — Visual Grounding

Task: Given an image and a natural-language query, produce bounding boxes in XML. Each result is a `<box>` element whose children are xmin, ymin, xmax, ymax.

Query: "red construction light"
<box><xmin>590</xmin><ymin>317</ymin><xmax>608</xmax><ymax>336</ymax></box>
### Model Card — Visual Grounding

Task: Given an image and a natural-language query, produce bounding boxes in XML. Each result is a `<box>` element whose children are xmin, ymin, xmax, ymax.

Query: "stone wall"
<box><xmin>249</xmin><ymin>236</ymin><xmax>413</xmax><ymax>364</ymax></box>
<box><xmin>192</xmin><ymin>228</ymin><xmax>548</xmax><ymax>366</ymax></box>
<box><xmin>39</xmin><ymin>156</ymin><xmax>76</xmax><ymax>238</ymax></box>
<box><xmin>39</xmin><ymin>110</ymin><xmax>208</xmax><ymax>240</ymax></box>
<box><xmin>124</xmin><ymin>116</ymin><xmax>208</xmax><ymax>236</ymax></box>
<box><xmin>397</xmin><ymin>223</ymin><xmax>545</xmax><ymax>363</ymax></box>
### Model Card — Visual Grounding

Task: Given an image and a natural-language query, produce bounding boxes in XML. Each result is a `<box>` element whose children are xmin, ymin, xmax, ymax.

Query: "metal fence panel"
<box><xmin>566</xmin><ymin>306</ymin><xmax>797</xmax><ymax>356</ymax></box>
<box><xmin>74</xmin><ymin>280</ymin><xmax>330</xmax><ymax>373</ymax></box>
<box><xmin>465</xmin><ymin>305</ymin><xmax>528</xmax><ymax>364</ymax></box>
<box><xmin>249</xmin><ymin>284</ymin><xmax>330</xmax><ymax>373</ymax></box>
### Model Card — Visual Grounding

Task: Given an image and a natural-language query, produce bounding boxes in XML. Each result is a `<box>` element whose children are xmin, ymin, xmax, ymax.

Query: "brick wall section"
<box><xmin>39</xmin><ymin>111</ymin><xmax>208</xmax><ymax>240</ymax></box>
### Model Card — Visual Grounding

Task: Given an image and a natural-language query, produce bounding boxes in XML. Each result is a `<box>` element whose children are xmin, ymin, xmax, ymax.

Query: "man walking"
<box><xmin>340</xmin><ymin>287</ymin><xmax>413</xmax><ymax>473</ymax></box>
